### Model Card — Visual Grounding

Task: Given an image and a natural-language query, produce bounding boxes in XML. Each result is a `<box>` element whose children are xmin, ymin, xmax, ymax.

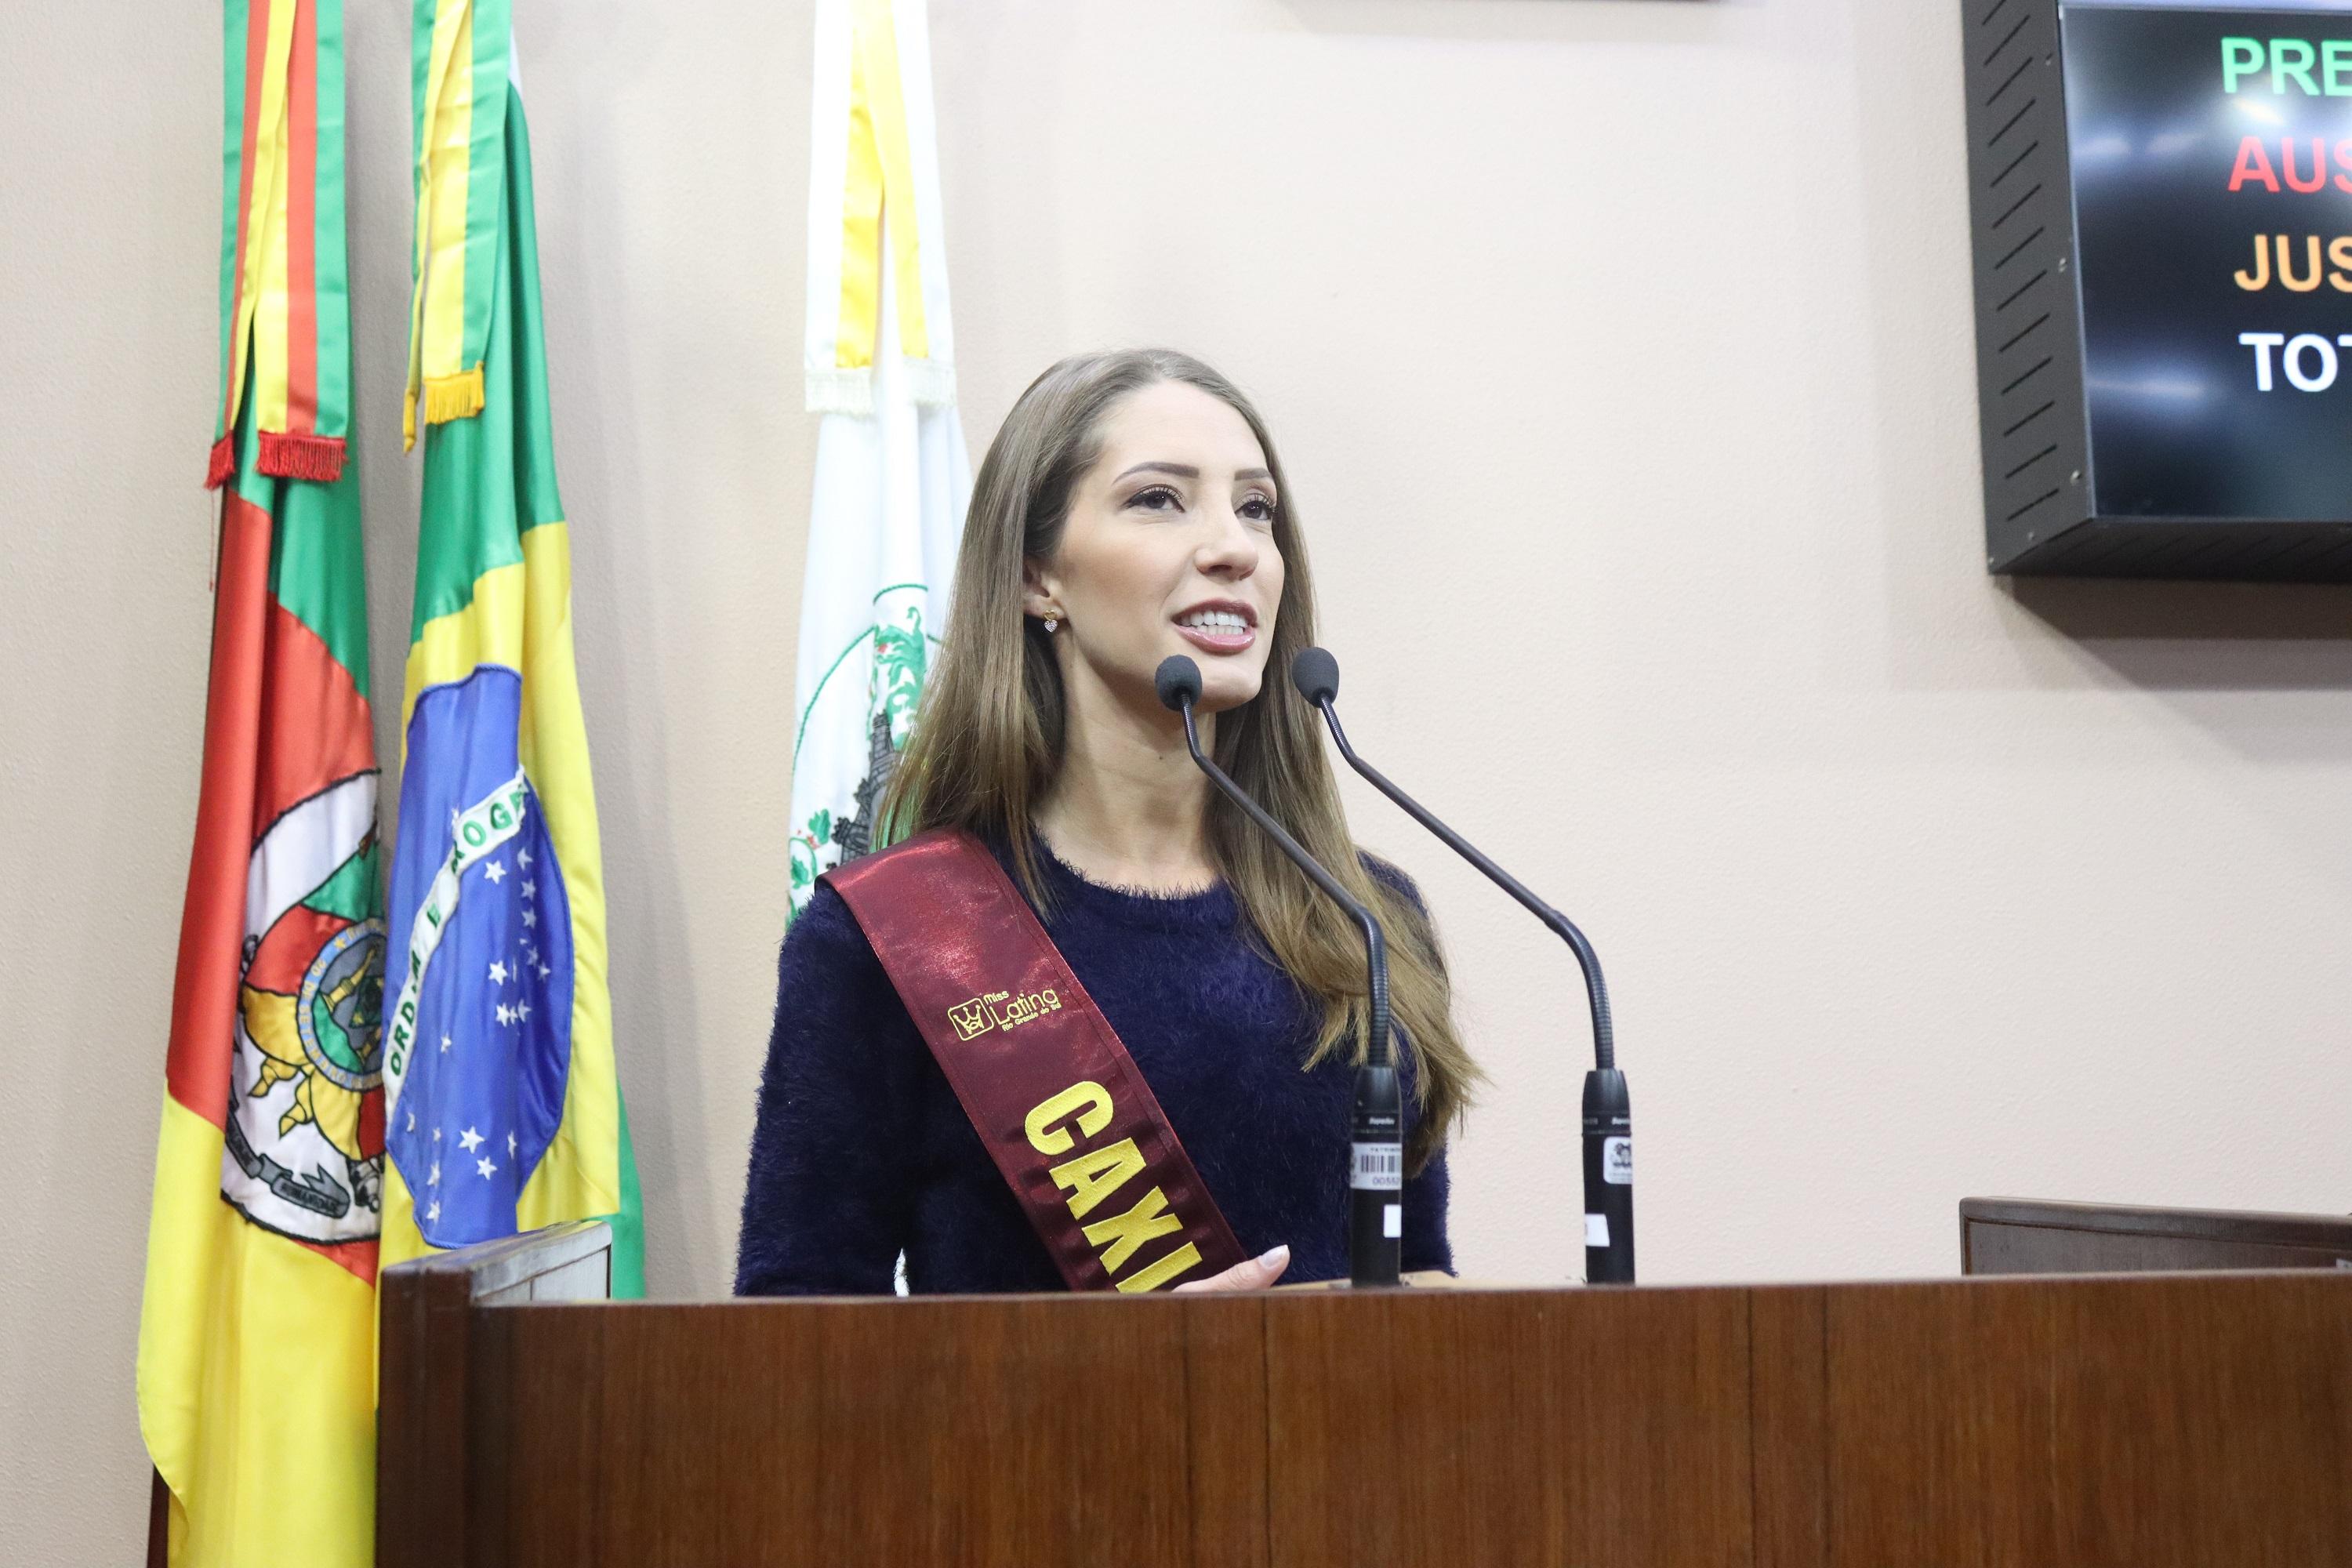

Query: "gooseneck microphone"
<box><xmin>1155</xmin><ymin>655</ymin><xmax>1403</xmax><ymax>1288</ymax></box>
<box><xmin>1291</xmin><ymin>647</ymin><xmax>1633</xmax><ymax>1286</ymax></box>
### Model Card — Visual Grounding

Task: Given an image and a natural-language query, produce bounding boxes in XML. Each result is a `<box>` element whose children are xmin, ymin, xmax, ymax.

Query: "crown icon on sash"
<box><xmin>947</xmin><ymin>997</ymin><xmax>993</xmax><ymax>1041</ymax></box>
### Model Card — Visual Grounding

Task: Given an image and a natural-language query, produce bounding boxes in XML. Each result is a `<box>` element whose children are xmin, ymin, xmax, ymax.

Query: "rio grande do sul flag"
<box><xmin>382</xmin><ymin>0</ymin><xmax>642</xmax><ymax>1293</ymax></box>
<box><xmin>205</xmin><ymin>0</ymin><xmax>352</xmax><ymax>489</ymax></box>
<box><xmin>139</xmin><ymin>9</ymin><xmax>380</xmax><ymax>1563</ymax></box>
<box><xmin>789</xmin><ymin>0</ymin><xmax>971</xmax><ymax>913</ymax></box>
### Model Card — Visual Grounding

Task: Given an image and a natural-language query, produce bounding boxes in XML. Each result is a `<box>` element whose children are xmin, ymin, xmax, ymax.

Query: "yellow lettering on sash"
<box><xmin>1048</xmin><ymin>1137</ymin><xmax>1145</xmax><ymax>1220</ymax></box>
<box><xmin>1024</xmin><ymin>1081</ymin><xmax>1112</xmax><ymax>1156</ymax></box>
<box><xmin>1083</xmin><ymin>1185</ymin><xmax>1184</xmax><ymax>1274</ymax></box>
<box><xmin>1114</xmin><ymin>1241</ymin><xmax>1205</xmax><ymax>1294</ymax></box>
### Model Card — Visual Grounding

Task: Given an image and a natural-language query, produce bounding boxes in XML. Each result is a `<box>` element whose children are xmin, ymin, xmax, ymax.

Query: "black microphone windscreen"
<box><xmin>1292</xmin><ymin>647</ymin><xmax>1341</xmax><ymax>706</ymax></box>
<box><xmin>1155</xmin><ymin>655</ymin><xmax>1203</xmax><ymax>711</ymax></box>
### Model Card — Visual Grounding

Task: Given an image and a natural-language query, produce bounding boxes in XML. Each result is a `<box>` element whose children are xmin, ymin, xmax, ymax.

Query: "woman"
<box><xmin>735</xmin><ymin>348</ymin><xmax>1478</xmax><ymax>1294</ymax></box>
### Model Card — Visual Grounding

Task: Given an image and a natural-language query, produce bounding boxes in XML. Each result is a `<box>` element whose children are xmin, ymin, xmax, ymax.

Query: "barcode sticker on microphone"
<box><xmin>1352</xmin><ymin>1142</ymin><xmax>1403</xmax><ymax>1190</ymax></box>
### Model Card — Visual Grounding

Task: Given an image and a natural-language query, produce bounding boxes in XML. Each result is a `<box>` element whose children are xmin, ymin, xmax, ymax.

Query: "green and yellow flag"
<box><xmin>143</xmin><ymin>4</ymin><xmax>382</xmax><ymax>1563</ymax></box>
<box><xmin>401</xmin><ymin>0</ymin><xmax>510</xmax><ymax>443</ymax></box>
<box><xmin>380</xmin><ymin>0</ymin><xmax>643</xmax><ymax>1294</ymax></box>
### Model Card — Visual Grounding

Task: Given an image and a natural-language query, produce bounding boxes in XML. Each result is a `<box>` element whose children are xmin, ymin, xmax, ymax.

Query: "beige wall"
<box><xmin>11</xmin><ymin>0</ymin><xmax>2352</xmax><ymax>1559</ymax></box>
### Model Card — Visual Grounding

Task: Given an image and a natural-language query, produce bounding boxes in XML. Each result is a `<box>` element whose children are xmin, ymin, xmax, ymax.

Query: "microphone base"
<box><xmin>1350</xmin><ymin>1062</ymin><xmax>1403</xmax><ymax>1287</ymax></box>
<box><xmin>1349</xmin><ymin>1187</ymin><xmax>1402</xmax><ymax>1287</ymax></box>
<box><xmin>1581</xmin><ymin>1068</ymin><xmax>1635</xmax><ymax>1285</ymax></box>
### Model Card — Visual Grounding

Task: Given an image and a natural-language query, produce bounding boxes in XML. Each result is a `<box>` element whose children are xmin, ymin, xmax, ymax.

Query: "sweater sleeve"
<box><xmin>734</xmin><ymin>881</ymin><xmax>927</xmax><ymax>1296</ymax></box>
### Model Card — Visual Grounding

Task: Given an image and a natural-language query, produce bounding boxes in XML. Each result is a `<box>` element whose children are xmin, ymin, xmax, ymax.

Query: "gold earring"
<box><xmin>1044</xmin><ymin>615</ymin><xmax>1059</xmax><ymax>633</ymax></box>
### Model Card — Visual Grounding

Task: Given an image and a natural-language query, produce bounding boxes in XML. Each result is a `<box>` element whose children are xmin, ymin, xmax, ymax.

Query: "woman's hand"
<box><xmin>1174</xmin><ymin>1243</ymin><xmax>1290</xmax><ymax>1292</ymax></box>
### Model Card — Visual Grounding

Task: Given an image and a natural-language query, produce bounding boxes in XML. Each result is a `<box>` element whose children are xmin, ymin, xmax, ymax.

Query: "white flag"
<box><xmin>790</xmin><ymin>0</ymin><xmax>971</xmax><ymax>916</ymax></box>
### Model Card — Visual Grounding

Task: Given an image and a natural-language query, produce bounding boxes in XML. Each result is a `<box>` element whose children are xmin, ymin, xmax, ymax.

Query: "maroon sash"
<box><xmin>822</xmin><ymin>829</ymin><xmax>1247</xmax><ymax>1293</ymax></box>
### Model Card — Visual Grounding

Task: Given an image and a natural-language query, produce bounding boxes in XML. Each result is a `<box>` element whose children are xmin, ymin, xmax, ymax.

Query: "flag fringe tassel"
<box><xmin>257</xmin><ymin>432</ymin><xmax>348</xmax><ymax>484</ymax></box>
<box><xmin>806</xmin><ymin>366</ymin><xmax>874</xmax><ymax>418</ymax></box>
<box><xmin>205</xmin><ymin>436</ymin><xmax>237</xmax><ymax>490</ymax></box>
<box><xmin>423</xmin><ymin>367</ymin><xmax>486</xmax><ymax>426</ymax></box>
<box><xmin>805</xmin><ymin>358</ymin><xmax>959</xmax><ymax>419</ymax></box>
<box><xmin>902</xmin><ymin>358</ymin><xmax>959</xmax><ymax>410</ymax></box>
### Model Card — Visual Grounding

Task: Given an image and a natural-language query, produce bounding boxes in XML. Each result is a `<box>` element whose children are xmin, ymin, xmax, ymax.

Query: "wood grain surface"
<box><xmin>379</xmin><ymin>1246</ymin><xmax>2352</xmax><ymax>1568</ymax></box>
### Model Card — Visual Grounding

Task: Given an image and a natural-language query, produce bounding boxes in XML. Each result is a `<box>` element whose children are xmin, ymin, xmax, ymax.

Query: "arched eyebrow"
<box><xmin>1112</xmin><ymin>462</ymin><xmax>1274</xmax><ymax>484</ymax></box>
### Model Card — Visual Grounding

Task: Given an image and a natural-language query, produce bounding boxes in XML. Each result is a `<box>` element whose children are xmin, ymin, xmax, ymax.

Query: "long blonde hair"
<box><xmin>879</xmin><ymin>348</ymin><xmax>1477</xmax><ymax>1171</ymax></box>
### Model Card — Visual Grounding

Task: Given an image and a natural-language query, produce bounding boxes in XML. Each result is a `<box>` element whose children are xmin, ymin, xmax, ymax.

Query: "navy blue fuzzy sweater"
<box><xmin>734</xmin><ymin>836</ymin><xmax>1452</xmax><ymax>1294</ymax></box>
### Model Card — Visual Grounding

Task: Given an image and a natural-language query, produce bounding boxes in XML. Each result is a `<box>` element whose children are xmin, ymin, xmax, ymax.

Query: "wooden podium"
<box><xmin>379</xmin><ymin>1220</ymin><xmax>2352</xmax><ymax>1567</ymax></box>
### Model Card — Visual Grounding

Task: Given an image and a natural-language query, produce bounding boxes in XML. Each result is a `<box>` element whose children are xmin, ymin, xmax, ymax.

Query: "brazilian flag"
<box><xmin>379</xmin><ymin>0</ymin><xmax>642</xmax><ymax>1294</ymax></box>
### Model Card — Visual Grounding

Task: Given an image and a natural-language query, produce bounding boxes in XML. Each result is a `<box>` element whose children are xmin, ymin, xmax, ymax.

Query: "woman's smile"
<box><xmin>1172</xmin><ymin>597</ymin><xmax>1258</xmax><ymax>656</ymax></box>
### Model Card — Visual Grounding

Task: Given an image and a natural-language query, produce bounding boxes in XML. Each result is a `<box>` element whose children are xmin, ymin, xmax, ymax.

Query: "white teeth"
<box><xmin>1179</xmin><ymin>610</ymin><xmax>1249</xmax><ymax>633</ymax></box>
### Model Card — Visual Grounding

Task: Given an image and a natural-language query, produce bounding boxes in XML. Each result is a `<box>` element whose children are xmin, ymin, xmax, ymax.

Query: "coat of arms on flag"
<box><xmin>227</xmin><ymin>771</ymin><xmax>387</xmax><ymax>1239</ymax></box>
<box><xmin>789</xmin><ymin>0</ymin><xmax>971</xmax><ymax>913</ymax></box>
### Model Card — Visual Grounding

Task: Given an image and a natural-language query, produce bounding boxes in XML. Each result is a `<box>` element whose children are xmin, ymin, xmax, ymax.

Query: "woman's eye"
<box><xmin>1239</xmin><ymin>495</ymin><xmax>1276</xmax><ymax>524</ymax></box>
<box><xmin>1128</xmin><ymin>485</ymin><xmax>1182</xmax><ymax>512</ymax></box>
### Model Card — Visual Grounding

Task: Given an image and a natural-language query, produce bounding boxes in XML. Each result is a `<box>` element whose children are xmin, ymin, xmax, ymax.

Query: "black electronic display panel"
<box><xmin>1962</xmin><ymin>0</ymin><xmax>2352</xmax><ymax>577</ymax></box>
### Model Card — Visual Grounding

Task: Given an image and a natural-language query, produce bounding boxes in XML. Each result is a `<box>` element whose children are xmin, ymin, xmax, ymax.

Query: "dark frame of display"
<box><xmin>1962</xmin><ymin>0</ymin><xmax>2352</xmax><ymax>579</ymax></box>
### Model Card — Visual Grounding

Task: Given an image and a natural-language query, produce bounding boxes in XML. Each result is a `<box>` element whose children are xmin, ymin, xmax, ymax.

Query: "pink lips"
<box><xmin>1173</xmin><ymin>599</ymin><xmax>1258</xmax><ymax>656</ymax></box>
<box><xmin>1176</xmin><ymin>621</ymin><xmax>1257</xmax><ymax>655</ymax></box>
